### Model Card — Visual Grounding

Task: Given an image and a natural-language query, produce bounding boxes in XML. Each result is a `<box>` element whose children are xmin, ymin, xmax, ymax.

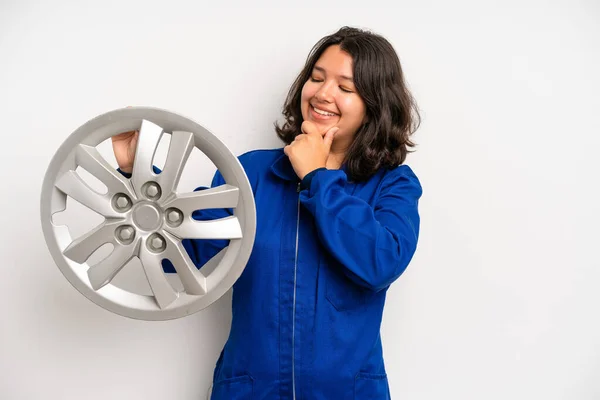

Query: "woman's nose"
<box><xmin>315</xmin><ymin>82</ymin><xmax>335</xmax><ymax>103</ymax></box>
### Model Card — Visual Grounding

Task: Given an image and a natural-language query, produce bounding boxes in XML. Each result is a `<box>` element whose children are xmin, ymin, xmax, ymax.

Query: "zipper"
<box><xmin>292</xmin><ymin>182</ymin><xmax>301</xmax><ymax>400</ymax></box>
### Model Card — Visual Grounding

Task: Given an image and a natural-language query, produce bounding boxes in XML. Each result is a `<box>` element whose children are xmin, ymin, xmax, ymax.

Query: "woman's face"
<box><xmin>300</xmin><ymin>45</ymin><xmax>367</xmax><ymax>149</ymax></box>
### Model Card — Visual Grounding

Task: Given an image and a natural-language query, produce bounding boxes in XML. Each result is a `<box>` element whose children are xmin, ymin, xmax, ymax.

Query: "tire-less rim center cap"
<box><xmin>133</xmin><ymin>204</ymin><xmax>162</xmax><ymax>231</ymax></box>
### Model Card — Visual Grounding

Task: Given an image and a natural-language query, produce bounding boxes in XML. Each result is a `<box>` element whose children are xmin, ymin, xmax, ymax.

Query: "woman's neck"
<box><xmin>326</xmin><ymin>149</ymin><xmax>346</xmax><ymax>170</ymax></box>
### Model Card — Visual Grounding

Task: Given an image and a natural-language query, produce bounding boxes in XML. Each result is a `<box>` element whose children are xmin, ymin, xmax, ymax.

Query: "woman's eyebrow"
<box><xmin>313</xmin><ymin>65</ymin><xmax>354</xmax><ymax>82</ymax></box>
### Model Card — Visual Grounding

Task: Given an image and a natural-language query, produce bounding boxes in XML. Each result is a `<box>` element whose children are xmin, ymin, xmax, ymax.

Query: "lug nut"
<box><xmin>144</xmin><ymin>182</ymin><xmax>161</xmax><ymax>199</ymax></box>
<box><xmin>151</xmin><ymin>236</ymin><xmax>164</xmax><ymax>249</ymax></box>
<box><xmin>116</xmin><ymin>196</ymin><xmax>129</xmax><ymax>208</ymax></box>
<box><xmin>113</xmin><ymin>194</ymin><xmax>131</xmax><ymax>211</ymax></box>
<box><xmin>116</xmin><ymin>225</ymin><xmax>135</xmax><ymax>243</ymax></box>
<box><xmin>166</xmin><ymin>209</ymin><xmax>182</xmax><ymax>224</ymax></box>
<box><xmin>148</xmin><ymin>233</ymin><xmax>166</xmax><ymax>252</ymax></box>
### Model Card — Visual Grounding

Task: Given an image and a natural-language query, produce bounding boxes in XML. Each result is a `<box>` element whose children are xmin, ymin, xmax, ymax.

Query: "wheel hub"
<box><xmin>132</xmin><ymin>203</ymin><xmax>162</xmax><ymax>231</ymax></box>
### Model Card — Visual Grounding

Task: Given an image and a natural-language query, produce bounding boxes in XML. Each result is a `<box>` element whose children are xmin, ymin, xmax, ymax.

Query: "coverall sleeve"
<box><xmin>299</xmin><ymin>166</ymin><xmax>422</xmax><ymax>292</ymax></box>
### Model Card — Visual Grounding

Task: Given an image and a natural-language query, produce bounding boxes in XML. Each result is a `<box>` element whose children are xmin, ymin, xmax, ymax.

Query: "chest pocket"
<box><xmin>323</xmin><ymin>257</ymin><xmax>376</xmax><ymax>311</ymax></box>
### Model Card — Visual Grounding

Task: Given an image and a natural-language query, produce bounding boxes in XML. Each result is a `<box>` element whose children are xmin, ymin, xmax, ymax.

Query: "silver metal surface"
<box><xmin>41</xmin><ymin>107</ymin><xmax>256</xmax><ymax>320</ymax></box>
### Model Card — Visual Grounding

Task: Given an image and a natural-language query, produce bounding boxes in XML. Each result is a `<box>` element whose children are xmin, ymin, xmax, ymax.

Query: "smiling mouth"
<box><xmin>311</xmin><ymin>105</ymin><xmax>338</xmax><ymax>117</ymax></box>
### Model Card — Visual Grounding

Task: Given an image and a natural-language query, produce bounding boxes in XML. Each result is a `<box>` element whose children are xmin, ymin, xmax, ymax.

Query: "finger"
<box><xmin>301</xmin><ymin>120</ymin><xmax>320</xmax><ymax>137</ymax></box>
<box><xmin>323</xmin><ymin>127</ymin><xmax>339</xmax><ymax>152</ymax></box>
<box><xmin>294</xmin><ymin>134</ymin><xmax>307</xmax><ymax>141</ymax></box>
<box><xmin>111</xmin><ymin>130</ymin><xmax>137</xmax><ymax>142</ymax></box>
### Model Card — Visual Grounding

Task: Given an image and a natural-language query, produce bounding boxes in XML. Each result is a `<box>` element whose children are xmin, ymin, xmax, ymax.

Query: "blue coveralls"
<box><xmin>177</xmin><ymin>148</ymin><xmax>422</xmax><ymax>399</ymax></box>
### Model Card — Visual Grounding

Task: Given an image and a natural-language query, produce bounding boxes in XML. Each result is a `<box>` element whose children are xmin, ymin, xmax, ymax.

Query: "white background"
<box><xmin>1</xmin><ymin>0</ymin><xmax>599</xmax><ymax>399</ymax></box>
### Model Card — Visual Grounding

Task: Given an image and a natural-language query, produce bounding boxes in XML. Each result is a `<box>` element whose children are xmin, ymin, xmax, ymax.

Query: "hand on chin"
<box><xmin>306</xmin><ymin>119</ymin><xmax>337</xmax><ymax>136</ymax></box>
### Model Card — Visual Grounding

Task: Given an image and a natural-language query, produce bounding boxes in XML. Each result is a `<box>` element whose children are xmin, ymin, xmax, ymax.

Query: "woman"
<box><xmin>113</xmin><ymin>26</ymin><xmax>422</xmax><ymax>400</ymax></box>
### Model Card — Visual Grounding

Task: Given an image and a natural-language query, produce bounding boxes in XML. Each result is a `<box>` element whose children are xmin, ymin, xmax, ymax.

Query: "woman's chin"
<box><xmin>311</xmin><ymin>119</ymin><xmax>339</xmax><ymax>133</ymax></box>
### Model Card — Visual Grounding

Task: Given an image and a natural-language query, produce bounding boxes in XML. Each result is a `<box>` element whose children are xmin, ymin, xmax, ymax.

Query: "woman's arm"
<box><xmin>299</xmin><ymin>166</ymin><xmax>422</xmax><ymax>292</ymax></box>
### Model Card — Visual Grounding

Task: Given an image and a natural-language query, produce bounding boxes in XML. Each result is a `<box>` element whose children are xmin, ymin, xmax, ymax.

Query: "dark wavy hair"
<box><xmin>275</xmin><ymin>26</ymin><xmax>421</xmax><ymax>182</ymax></box>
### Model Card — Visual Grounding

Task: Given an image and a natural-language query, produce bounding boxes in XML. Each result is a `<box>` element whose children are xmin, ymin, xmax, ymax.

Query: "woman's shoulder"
<box><xmin>386</xmin><ymin>163</ymin><xmax>419</xmax><ymax>181</ymax></box>
<box><xmin>238</xmin><ymin>147</ymin><xmax>284</xmax><ymax>166</ymax></box>
<box><xmin>235</xmin><ymin>148</ymin><xmax>286</xmax><ymax>181</ymax></box>
<box><xmin>377</xmin><ymin>163</ymin><xmax>423</xmax><ymax>197</ymax></box>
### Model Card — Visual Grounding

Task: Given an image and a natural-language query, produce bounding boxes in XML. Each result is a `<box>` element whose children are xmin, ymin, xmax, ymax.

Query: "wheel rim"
<box><xmin>40</xmin><ymin>107</ymin><xmax>256</xmax><ymax>320</ymax></box>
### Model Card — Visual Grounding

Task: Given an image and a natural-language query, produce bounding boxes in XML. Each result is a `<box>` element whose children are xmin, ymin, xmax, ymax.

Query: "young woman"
<box><xmin>113</xmin><ymin>26</ymin><xmax>422</xmax><ymax>400</ymax></box>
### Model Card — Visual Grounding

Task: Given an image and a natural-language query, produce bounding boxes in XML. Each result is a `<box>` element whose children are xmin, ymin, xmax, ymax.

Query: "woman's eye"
<box><xmin>310</xmin><ymin>76</ymin><xmax>323</xmax><ymax>82</ymax></box>
<box><xmin>340</xmin><ymin>86</ymin><xmax>354</xmax><ymax>93</ymax></box>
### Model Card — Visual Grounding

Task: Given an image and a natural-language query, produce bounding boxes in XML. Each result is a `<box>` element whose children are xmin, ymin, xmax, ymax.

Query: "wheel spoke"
<box><xmin>164</xmin><ymin>216</ymin><xmax>242</xmax><ymax>240</ymax></box>
<box><xmin>139</xmin><ymin>246</ymin><xmax>179</xmax><ymax>309</ymax></box>
<box><xmin>156</xmin><ymin>131</ymin><xmax>194</xmax><ymax>199</ymax></box>
<box><xmin>162</xmin><ymin>184</ymin><xmax>239</xmax><ymax>215</ymax></box>
<box><xmin>76</xmin><ymin>144</ymin><xmax>136</xmax><ymax>198</ymax></box>
<box><xmin>55</xmin><ymin>170</ymin><xmax>121</xmax><ymax>218</ymax></box>
<box><xmin>63</xmin><ymin>220</ymin><xmax>122</xmax><ymax>263</ymax></box>
<box><xmin>131</xmin><ymin>119</ymin><xmax>163</xmax><ymax>197</ymax></box>
<box><xmin>87</xmin><ymin>240</ymin><xmax>139</xmax><ymax>290</ymax></box>
<box><xmin>198</xmin><ymin>247</ymin><xmax>228</xmax><ymax>291</ymax></box>
<box><xmin>163</xmin><ymin>232</ymin><xmax>207</xmax><ymax>295</ymax></box>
